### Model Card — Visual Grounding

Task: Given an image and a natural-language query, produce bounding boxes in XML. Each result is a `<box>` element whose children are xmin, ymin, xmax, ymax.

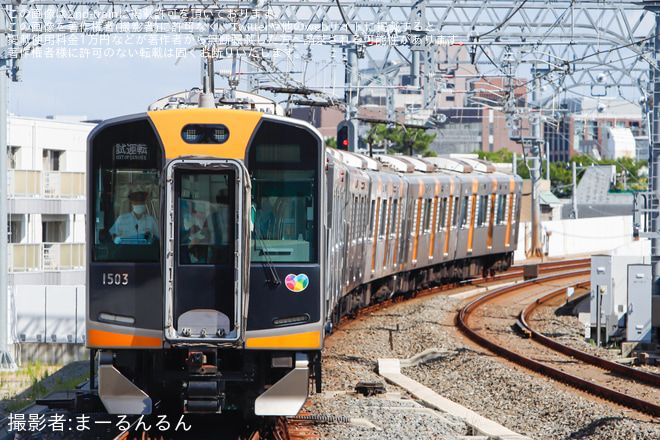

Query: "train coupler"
<box><xmin>186</xmin><ymin>349</ymin><xmax>219</xmax><ymax>374</ymax></box>
<box><xmin>184</xmin><ymin>380</ymin><xmax>225</xmax><ymax>414</ymax></box>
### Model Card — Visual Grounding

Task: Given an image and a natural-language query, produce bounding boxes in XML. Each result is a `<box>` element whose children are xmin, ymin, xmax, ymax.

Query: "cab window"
<box><xmin>247</xmin><ymin>120</ymin><xmax>320</xmax><ymax>263</ymax></box>
<box><xmin>90</xmin><ymin>118</ymin><xmax>162</xmax><ymax>262</ymax></box>
<box><xmin>177</xmin><ymin>171</ymin><xmax>235</xmax><ymax>265</ymax></box>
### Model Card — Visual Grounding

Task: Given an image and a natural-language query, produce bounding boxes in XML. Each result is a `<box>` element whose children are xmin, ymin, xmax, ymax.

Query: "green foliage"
<box><xmin>2</xmin><ymin>363</ymin><xmax>90</xmax><ymax>412</ymax></box>
<box><xmin>476</xmin><ymin>149</ymin><xmax>529</xmax><ymax>178</ymax></box>
<box><xmin>362</xmin><ymin>123</ymin><xmax>437</xmax><ymax>157</ymax></box>
<box><xmin>475</xmin><ymin>149</ymin><xmax>648</xmax><ymax>197</ymax></box>
<box><xmin>476</xmin><ymin>149</ymin><xmax>515</xmax><ymax>164</ymax></box>
<box><xmin>326</xmin><ymin>137</ymin><xmax>337</xmax><ymax>149</ymax></box>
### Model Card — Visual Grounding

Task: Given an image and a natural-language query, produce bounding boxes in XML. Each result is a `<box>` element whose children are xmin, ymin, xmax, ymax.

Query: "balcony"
<box><xmin>8</xmin><ymin>170</ymin><xmax>85</xmax><ymax>199</ymax></box>
<box><xmin>9</xmin><ymin>243</ymin><xmax>85</xmax><ymax>272</ymax></box>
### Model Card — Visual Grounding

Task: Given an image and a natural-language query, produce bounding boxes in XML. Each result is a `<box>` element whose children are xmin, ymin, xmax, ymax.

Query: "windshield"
<box><xmin>90</xmin><ymin>118</ymin><xmax>162</xmax><ymax>262</ymax></box>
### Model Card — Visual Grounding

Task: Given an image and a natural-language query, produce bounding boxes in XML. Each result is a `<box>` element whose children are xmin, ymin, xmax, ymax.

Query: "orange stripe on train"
<box><xmin>246</xmin><ymin>331</ymin><xmax>321</xmax><ymax>349</ymax></box>
<box><xmin>88</xmin><ymin>329</ymin><xmax>162</xmax><ymax>348</ymax></box>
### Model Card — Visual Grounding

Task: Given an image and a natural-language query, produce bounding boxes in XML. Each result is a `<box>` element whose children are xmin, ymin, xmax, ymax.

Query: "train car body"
<box><xmin>324</xmin><ymin>150</ymin><xmax>522</xmax><ymax>324</ymax></box>
<box><xmin>86</xmin><ymin>106</ymin><xmax>522</xmax><ymax>418</ymax></box>
<box><xmin>87</xmin><ymin>109</ymin><xmax>325</xmax><ymax>416</ymax></box>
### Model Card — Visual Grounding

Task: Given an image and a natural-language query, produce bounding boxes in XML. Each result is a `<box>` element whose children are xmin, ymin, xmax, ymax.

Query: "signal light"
<box><xmin>337</xmin><ymin>124</ymin><xmax>349</xmax><ymax>150</ymax></box>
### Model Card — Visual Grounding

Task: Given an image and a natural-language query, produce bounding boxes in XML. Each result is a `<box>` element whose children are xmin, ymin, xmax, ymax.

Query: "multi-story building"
<box><xmin>545</xmin><ymin>98</ymin><xmax>644</xmax><ymax>163</ymax></box>
<box><xmin>7</xmin><ymin>115</ymin><xmax>95</xmax><ymax>363</ymax></box>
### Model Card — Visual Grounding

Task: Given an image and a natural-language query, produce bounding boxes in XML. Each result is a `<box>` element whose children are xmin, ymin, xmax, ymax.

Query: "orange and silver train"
<box><xmin>86</xmin><ymin>106</ymin><xmax>522</xmax><ymax>417</ymax></box>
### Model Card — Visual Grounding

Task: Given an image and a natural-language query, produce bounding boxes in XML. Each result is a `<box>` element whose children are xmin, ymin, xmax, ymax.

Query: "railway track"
<box><xmin>458</xmin><ymin>266</ymin><xmax>660</xmax><ymax>417</ymax></box>
<box><xmin>1</xmin><ymin>258</ymin><xmax>619</xmax><ymax>440</ymax></box>
<box><xmin>264</xmin><ymin>258</ymin><xmax>596</xmax><ymax>440</ymax></box>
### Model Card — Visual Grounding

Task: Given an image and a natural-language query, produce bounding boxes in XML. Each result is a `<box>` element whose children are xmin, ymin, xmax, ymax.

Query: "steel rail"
<box><xmin>458</xmin><ymin>269</ymin><xmax>660</xmax><ymax>417</ymax></box>
<box><xmin>520</xmin><ymin>283</ymin><xmax>660</xmax><ymax>387</ymax></box>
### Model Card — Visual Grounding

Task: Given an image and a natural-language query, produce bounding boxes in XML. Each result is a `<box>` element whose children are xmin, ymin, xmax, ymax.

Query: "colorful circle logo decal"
<box><xmin>285</xmin><ymin>274</ymin><xmax>309</xmax><ymax>292</ymax></box>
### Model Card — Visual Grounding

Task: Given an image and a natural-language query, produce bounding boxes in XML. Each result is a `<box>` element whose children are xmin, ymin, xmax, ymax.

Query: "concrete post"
<box><xmin>572</xmin><ymin>162</ymin><xmax>578</xmax><ymax>219</ymax></box>
<box><xmin>526</xmin><ymin>67</ymin><xmax>544</xmax><ymax>258</ymax></box>
<box><xmin>0</xmin><ymin>38</ymin><xmax>8</xmax><ymax>360</ymax></box>
<box><xmin>344</xmin><ymin>45</ymin><xmax>359</xmax><ymax>152</ymax></box>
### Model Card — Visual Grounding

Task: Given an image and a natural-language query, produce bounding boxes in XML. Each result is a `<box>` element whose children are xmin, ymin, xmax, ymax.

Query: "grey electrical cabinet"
<box><xmin>627</xmin><ymin>264</ymin><xmax>652</xmax><ymax>343</ymax></box>
<box><xmin>590</xmin><ymin>254</ymin><xmax>650</xmax><ymax>344</ymax></box>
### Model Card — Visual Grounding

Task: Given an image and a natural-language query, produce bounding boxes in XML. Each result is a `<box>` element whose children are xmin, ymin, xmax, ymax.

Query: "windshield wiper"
<box><xmin>255</xmin><ymin>229</ymin><xmax>281</xmax><ymax>287</ymax></box>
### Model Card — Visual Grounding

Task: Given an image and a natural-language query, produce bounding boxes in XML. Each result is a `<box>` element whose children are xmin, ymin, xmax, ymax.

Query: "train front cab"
<box><xmin>87</xmin><ymin>114</ymin><xmax>252</xmax><ymax>414</ymax></box>
<box><xmin>87</xmin><ymin>110</ymin><xmax>325</xmax><ymax>417</ymax></box>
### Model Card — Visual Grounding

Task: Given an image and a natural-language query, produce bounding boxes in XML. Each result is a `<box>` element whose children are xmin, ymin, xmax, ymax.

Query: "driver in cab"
<box><xmin>109</xmin><ymin>190</ymin><xmax>159</xmax><ymax>244</ymax></box>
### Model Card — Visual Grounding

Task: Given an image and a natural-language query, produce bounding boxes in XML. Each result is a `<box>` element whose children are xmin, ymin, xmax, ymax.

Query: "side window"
<box><xmin>360</xmin><ymin>196</ymin><xmax>366</xmax><ymax>238</ymax></box>
<box><xmin>511</xmin><ymin>193</ymin><xmax>519</xmax><ymax>224</ymax></box>
<box><xmin>460</xmin><ymin>196</ymin><xmax>470</xmax><ymax>229</ymax></box>
<box><xmin>351</xmin><ymin>196</ymin><xmax>360</xmax><ymax>240</ymax></box>
<box><xmin>438</xmin><ymin>198</ymin><xmax>448</xmax><ymax>231</ymax></box>
<box><xmin>423</xmin><ymin>199</ymin><xmax>433</xmax><ymax>233</ymax></box>
<box><xmin>477</xmin><ymin>195</ymin><xmax>488</xmax><ymax>227</ymax></box>
<box><xmin>451</xmin><ymin>197</ymin><xmax>459</xmax><ymax>228</ymax></box>
<box><xmin>495</xmin><ymin>194</ymin><xmax>506</xmax><ymax>225</ymax></box>
<box><xmin>413</xmin><ymin>199</ymin><xmax>421</xmax><ymax>235</ymax></box>
<box><xmin>369</xmin><ymin>199</ymin><xmax>377</xmax><ymax>239</ymax></box>
<box><xmin>379</xmin><ymin>199</ymin><xmax>388</xmax><ymax>238</ymax></box>
<box><xmin>390</xmin><ymin>199</ymin><xmax>399</xmax><ymax>235</ymax></box>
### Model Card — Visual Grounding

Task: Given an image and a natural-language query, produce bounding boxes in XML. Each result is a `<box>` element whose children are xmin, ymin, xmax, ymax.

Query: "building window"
<box><xmin>43</xmin><ymin>220</ymin><xmax>66</xmax><ymax>243</ymax></box>
<box><xmin>9</xmin><ymin>146</ymin><xmax>19</xmax><ymax>169</ymax></box>
<box><xmin>9</xmin><ymin>215</ymin><xmax>23</xmax><ymax>243</ymax></box>
<box><xmin>43</xmin><ymin>149</ymin><xmax>62</xmax><ymax>171</ymax></box>
<box><xmin>630</xmin><ymin>121</ymin><xmax>641</xmax><ymax>136</ymax></box>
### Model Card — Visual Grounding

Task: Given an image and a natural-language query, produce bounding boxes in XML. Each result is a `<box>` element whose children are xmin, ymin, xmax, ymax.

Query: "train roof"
<box><xmin>330</xmin><ymin>149</ymin><xmax>382</xmax><ymax>171</ymax></box>
<box><xmin>330</xmin><ymin>150</ymin><xmax>516</xmax><ymax>179</ymax></box>
<box><xmin>148</xmin><ymin>89</ymin><xmax>285</xmax><ymax>115</ymax></box>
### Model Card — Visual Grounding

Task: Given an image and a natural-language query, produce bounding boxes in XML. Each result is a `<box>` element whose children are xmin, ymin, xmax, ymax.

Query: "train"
<box><xmin>85</xmin><ymin>104</ymin><xmax>522</xmax><ymax>418</ymax></box>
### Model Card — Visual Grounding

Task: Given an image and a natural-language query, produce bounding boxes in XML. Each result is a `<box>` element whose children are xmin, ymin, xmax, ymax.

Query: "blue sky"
<box><xmin>8</xmin><ymin>52</ymin><xmax>201</xmax><ymax>121</ymax></box>
<box><xmin>6</xmin><ymin>35</ymin><xmax>340</xmax><ymax>122</ymax></box>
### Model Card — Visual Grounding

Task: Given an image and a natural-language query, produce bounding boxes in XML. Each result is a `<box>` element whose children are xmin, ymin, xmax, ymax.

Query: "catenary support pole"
<box><xmin>651</xmin><ymin>8</ymin><xmax>660</xmax><ymax>295</ymax></box>
<box><xmin>0</xmin><ymin>32</ymin><xmax>10</xmax><ymax>364</ymax></box>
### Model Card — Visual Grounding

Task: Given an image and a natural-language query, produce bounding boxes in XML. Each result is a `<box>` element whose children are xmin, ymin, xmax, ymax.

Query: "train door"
<box><xmin>164</xmin><ymin>159</ymin><xmax>250</xmax><ymax>344</ymax></box>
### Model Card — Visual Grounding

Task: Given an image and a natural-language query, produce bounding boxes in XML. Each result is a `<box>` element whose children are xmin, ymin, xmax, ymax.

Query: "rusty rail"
<box><xmin>458</xmin><ymin>268</ymin><xmax>660</xmax><ymax>417</ymax></box>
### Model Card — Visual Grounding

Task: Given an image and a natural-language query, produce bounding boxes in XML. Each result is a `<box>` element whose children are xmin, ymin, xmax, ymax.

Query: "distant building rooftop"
<box><xmin>560</xmin><ymin>165</ymin><xmax>633</xmax><ymax>219</ymax></box>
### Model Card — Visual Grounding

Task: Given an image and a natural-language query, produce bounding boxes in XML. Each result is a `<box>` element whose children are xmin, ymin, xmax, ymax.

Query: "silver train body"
<box><xmin>86</xmin><ymin>108</ymin><xmax>521</xmax><ymax>418</ymax></box>
<box><xmin>324</xmin><ymin>150</ymin><xmax>522</xmax><ymax>324</ymax></box>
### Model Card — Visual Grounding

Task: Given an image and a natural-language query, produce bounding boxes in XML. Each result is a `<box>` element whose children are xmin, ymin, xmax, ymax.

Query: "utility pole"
<box><xmin>650</xmin><ymin>4</ymin><xmax>660</xmax><ymax>295</ymax></box>
<box><xmin>524</xmin><ymin>65</ymin><xmax>545</xmax><ymax>258</ymax></box>
<box><xmin>0</xmin><ymin>31</ymin><xmax>9</xmax><ymax>367</ymax></box>
<box><xmin>344</xmin><ymin>45</ymin><xmax>360</xmax><ymax>152</ymax></box>
<box><xmin>571</xmin><ymin>162</ymin><xmax>578</xmax><ymax>219</ymax></box>
<box><xmin>0</xmin><ymin>1</ymin><xmax>19</xmax><ymax>369</ymax></box>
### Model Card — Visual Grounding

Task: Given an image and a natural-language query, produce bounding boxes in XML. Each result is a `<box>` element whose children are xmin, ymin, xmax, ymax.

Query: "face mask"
<box><xmin>133</xmin><ymin>205</ymin><xmax>146</xmax><ymax>215</ymax></box>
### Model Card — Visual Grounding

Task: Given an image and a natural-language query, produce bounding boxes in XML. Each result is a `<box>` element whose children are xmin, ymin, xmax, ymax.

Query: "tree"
<box><xmin>476</xmin><ymin>149</ymin><xmax>529</xmax><ymax>178</ymax></box>
<box><xmin>363</xmin><ymin>123</ymin><xmax>437</xmax><ymax>157</ymax></box>
<box><xmin>326</xmin><ymin>137</ymin><xmax>337</xmax><ymax>149</ymax></box>
<box><xmin>476</xmin><ymin>149</ymin><xmax>648</xmax><ymax>197</ymax></box>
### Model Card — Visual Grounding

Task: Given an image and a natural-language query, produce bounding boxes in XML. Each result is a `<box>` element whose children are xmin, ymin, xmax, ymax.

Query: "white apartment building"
<box><xmin>7</xmin><ymin>115</ymin><xmax>95</xmax><ymax>363</ymax></box>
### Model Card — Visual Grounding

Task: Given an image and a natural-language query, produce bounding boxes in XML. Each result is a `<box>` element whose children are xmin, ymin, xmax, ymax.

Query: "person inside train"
<box><xmin>109</xmin><ymin>189</ymin><xmax>159</xmax><ymax>245</ymax></box>
<box><xmin>206</xmin><ymin>188</ymin><xmax>231</xmax><ymax>264</ymax></box>
<box><xmin>255</xmin><ymin>197</ymin><xmax>275</xmax><ymax>240</ymax></box>
<box><xmin>180</xmin><ymin>199</ymin><xmax>212</xmax><ymax>264</ymax></box>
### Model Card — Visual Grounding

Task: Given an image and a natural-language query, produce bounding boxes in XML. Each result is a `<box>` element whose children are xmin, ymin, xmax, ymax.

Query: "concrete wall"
<box><xmin>514</xmin><ymin>215</ymin><xmax>637</xmax><ymax>262</ymax></box>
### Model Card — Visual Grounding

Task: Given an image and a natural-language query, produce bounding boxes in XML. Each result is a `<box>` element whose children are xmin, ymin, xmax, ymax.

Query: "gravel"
<box><xmin>308</xmin><ymin>292</ymin><xmax>660</xmax><ymax>439</ymax></box>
